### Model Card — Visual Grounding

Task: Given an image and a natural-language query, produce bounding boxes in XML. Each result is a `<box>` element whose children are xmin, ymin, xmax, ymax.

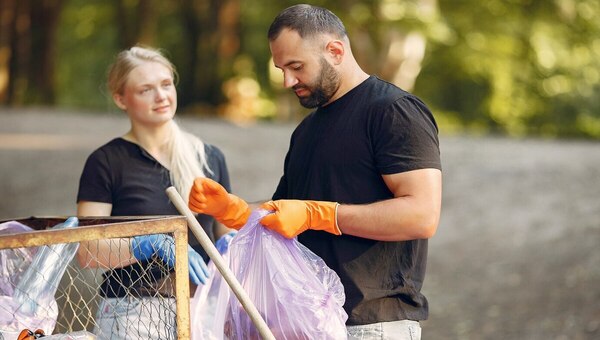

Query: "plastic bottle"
<box><xmin>12</xmin><ymin>217</ymin><xmax>80</xmax><ymax>315</ymax></box>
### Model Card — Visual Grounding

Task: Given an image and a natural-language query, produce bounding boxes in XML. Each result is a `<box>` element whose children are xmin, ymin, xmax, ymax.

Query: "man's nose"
<box><xmin>283</xmin><ymin>71</ymin><xmax>299</xmax><ymax>88</ymax></box>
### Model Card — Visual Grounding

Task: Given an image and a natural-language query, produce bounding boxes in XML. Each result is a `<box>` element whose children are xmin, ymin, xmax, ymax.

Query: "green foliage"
<box><xmin>417</xmin><ymin>0</ymin><xmax>600</xmax><ymax>138</ymax></box>
<box><xmin>42</xmin><ymin>0</ymin><xmax>600</xmax><ymax>138</ymax></box>
<box><xmin>55</xmin><ymin>0</ymin><xmax>119</xmax><ymax>111</ymax></box>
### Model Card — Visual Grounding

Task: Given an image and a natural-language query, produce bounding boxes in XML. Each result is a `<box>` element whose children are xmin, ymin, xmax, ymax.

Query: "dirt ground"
<box><xmin>1</xmin><ymin>108</ymin><xmax>599</xmax><ymax>339</ymax></box>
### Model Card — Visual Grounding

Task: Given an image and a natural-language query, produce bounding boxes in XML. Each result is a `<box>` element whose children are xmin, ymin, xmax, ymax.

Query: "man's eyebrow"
<box><xmin>282</xmin><ymin>60</ymin><xmax>302</xmax><ymax>68</ymax></box>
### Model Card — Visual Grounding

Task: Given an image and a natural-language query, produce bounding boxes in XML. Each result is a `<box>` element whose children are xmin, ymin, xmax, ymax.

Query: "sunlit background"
<box><xmin>1</xmin><ymin>0</ymin><xmax>599</xmax><ymax>137</ymax></box>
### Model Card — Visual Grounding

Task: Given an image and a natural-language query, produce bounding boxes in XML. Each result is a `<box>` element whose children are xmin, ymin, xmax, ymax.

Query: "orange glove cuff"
<box><xmin>308</xmin><ymin>200</ymin><xmax>341</xmax><ymax>235</ymax></box>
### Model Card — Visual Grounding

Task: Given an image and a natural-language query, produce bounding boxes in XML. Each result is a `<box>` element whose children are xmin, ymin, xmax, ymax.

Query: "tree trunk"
<box><xmin>179</xmin><ymin>0</ymin><xmax>239</xmax><ymax>109</ymax></box>
<box><xmin>196</xmin><ymin>0</ymin><xmax>221</xmax><ymax>105</ymax></box>
<box><xmin>28</xmin><ymin>0</ymin><xmax>62</xmax><ymax>104</ymax></box>
<box><xmin>178</xmin><ymin>0</ymin><xmax>200</xmax><ymax>108</ymax></box>
<box><xmin>0</xmin><ymin>0</ymin><xmax>17</xmax><ymax>104</ymax></box>
<box><xmin>8</xmin><ymin>0</ymin><xmax>61</xmax><ymax>105</ymax></box>
<box><xmin>136</xmin><ymin>0</ymin><xmax>157</xmax><ymax>46</ymax></box>
<box><xmin>8</xmin><ymin>0</ymin><xmax>31</xmax><ymax>105</ymax></box>
<box><xmin>115</xmin><ymin>0</ymin><xmax>135</xmax><ymax>49</ymax></box>
<box><xmin>115</xmin><ymin>0</ymin><xmax>157</xmax><ymax>49</ymax></box>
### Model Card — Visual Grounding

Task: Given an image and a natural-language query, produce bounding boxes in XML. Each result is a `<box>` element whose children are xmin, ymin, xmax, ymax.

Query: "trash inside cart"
<box><xmin>0</xmin><ymin>215</ymin><xmax>192</xmax><ymax>340</ymax></box>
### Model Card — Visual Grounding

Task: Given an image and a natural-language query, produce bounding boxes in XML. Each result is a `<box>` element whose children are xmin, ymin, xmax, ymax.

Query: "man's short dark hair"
<box><xmin>268</xmin><ymin>4</ymin><xmax>347</xmax><ymax>41</ymax></box>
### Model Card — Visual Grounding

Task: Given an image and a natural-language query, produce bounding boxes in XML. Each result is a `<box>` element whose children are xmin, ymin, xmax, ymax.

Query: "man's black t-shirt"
<box><xmin>77</xmin><ymin>137</ymin><xmax>230</xmax><ymax>297</ymax></box>
<box><xmin>272</xmin><ymin>76</ymin><xmax>441</xmax><ymax>324</ymax></box>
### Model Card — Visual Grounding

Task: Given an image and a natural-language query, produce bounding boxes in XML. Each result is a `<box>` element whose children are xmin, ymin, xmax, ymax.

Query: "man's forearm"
<box><xmin>337</xmin><ymin>196</ymin><xmax>440</xmax><ymax>241</ymax></box>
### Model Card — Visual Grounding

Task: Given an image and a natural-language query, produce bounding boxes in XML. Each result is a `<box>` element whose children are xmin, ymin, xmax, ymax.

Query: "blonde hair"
<box><xmin>108</xmin><ymin>46</ymin><xmax>211</xmax><ymax>201</ymax></box>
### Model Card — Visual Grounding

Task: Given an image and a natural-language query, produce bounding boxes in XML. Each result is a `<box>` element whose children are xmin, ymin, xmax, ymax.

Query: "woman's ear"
<box><xmin>113</xmin><ymin>93</ymin><xmax>127</xmax><ymax>111</ymax></box>
<box><xmin>325</xmin><ymin>40</ymin><xmax>345</xmax><ymax>65</ymax></box>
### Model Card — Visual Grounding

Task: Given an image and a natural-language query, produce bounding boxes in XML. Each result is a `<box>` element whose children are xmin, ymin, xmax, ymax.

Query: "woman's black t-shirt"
<box><xmin>77</xmin><ymin>137</ymin><xmax>230</xmax><ymax>297</ymax></box>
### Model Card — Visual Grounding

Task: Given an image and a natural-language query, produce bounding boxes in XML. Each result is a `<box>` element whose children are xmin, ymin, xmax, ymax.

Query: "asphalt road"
<box><xmin>1</xmin><ymin>108</ymin><xmax>599</xmax><ymax>339</ymax></box>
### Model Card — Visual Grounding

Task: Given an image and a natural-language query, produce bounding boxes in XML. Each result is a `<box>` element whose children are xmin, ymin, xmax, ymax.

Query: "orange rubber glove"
<box><xmin>259</xmin><ymin>200</ymin><xmax>342</xmax><ymax>238</ymax></box>
<box><xmin>188</xmin><ymin>177</ymin><xmax>250</xmax><ymax>230</ymax></box>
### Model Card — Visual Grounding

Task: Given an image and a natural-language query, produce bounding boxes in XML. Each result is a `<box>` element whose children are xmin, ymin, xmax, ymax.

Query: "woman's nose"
<box><xmin>155</xmin><ymin>88</ymin><xmax>167</xmax><ymax>101</ymax></box>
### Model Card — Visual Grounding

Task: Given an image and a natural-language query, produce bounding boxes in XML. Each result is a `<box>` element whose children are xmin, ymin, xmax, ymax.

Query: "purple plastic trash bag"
<box><xmin>190</xmin><ymin>209</ymin><xmax>348</xmax><ymax>340</ymax></box>
<box><xmin>190</xmin><ymin>234</ymin><xmax>233</xmax><ymax>340</ymax></box>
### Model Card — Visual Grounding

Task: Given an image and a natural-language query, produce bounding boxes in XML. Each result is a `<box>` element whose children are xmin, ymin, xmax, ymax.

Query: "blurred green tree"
<box><xmin>0</xmin><ymin>0</ymin><xmax>598</xmax><ymax>138</ymax></box>
<box><xmin>1</xmin><ymin>0</ymin><xmax>63</xmax><ymax>105</ymax></box>
<box><xmin>417</xmin><ymin>0</ymin><xmax>600</xmax><ymax>138</ymax></box>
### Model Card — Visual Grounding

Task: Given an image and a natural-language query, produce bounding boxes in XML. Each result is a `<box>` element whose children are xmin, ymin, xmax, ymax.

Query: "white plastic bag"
<box><xmin>0</xmin><ymin>221</ymin><xmax>36</xmax><ymax>296</ymax></box>
<box><xmin>0</xmin><ymin>217</ymin><xmax>79</xmax><ymax>337</ymax></box>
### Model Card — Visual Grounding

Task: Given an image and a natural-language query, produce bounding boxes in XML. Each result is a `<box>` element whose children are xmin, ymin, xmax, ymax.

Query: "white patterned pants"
<box><xmin>93</xmin><ymin>297</ymin><xmax>176</xmax><ymax>340</ymax></box>
<box><xmin>347</xmin><ymin>320</ymin><xmax>421</xmax><ymax>340</ymax></box>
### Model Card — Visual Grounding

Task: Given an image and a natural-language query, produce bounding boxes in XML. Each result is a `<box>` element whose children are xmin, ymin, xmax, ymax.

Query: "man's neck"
<box><xmin>325</xmin><ymin>68</ymin><xmax>370</xmax><ymax>106</ymax></box>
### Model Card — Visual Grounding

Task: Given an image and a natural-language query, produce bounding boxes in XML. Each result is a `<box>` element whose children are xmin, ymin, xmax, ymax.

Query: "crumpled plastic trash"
<box><xmin>0</xmin><ymin>217</ymin><xmax>79</xmax><ymax>337</ymax></box>
<box><xmin>0</xmin><ymin>221</ymin><xmax>37</xmax><ymax>296</ymax></box>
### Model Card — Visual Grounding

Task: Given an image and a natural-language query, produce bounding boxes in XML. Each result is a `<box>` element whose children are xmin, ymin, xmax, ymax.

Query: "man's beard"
<box><xmin>294</xmin><ymin>58</ymin><xmax>341</xmax><ymax>108</ymax></box>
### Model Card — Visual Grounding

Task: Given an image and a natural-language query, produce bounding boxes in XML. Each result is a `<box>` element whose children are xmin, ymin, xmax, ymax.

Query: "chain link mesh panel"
<box><xmin>0</xmin><ymin>217</ymin><xmax>191</xmax><ymax>340</ymax></box>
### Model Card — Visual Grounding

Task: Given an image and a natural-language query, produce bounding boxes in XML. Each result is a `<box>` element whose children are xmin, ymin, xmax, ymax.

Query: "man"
<box><xmin>189</xmin><ymin>4</ymin><xmax>442</xmax><ymax>339</ymax></box>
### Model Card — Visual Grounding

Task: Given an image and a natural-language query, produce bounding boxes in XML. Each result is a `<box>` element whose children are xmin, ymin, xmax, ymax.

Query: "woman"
<box><xmin>76</xmin><ymin>46</ymin><xmax>233</xmax><ymax>339</ymax></box>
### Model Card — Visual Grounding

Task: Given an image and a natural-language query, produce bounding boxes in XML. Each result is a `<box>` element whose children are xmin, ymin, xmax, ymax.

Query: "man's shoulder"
<box><xmin>366</xmin><ymin>76</ymin><xmax>412</xmax><ymax>102</ymax></box>
<box><xmin>363</xmin><ymin>77</ymin><xmax>433</xmax><ymax>118</ymax></box>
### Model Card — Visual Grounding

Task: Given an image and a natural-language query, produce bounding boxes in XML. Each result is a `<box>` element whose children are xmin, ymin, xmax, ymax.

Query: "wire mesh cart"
<box><xmin>0</xmin><ymin>216</ymin><xmax>192</xmax><ymax>339</ymax></box>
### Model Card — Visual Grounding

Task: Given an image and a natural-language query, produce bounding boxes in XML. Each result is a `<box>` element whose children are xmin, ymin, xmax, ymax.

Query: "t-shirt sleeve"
<box><xmin>372</xmin><ymin>95</ymin><xmax>442</xmax><ymax>174</ymax></box>
<box><xmin>77</xmin><ymin>149</ymin><xmax>113</xmax><ymax>203</ymax></box>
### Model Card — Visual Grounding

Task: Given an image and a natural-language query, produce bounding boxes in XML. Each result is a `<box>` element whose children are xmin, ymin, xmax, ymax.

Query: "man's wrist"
<box><xmin>333</xmin><ymin>203</ymin><xmax>342</xmax><ymax>235</ymax></box>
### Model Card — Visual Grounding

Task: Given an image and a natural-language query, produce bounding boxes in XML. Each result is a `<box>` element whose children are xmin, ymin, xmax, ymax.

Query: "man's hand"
<box><xmin>188</xmin><ymin>177</ymin><xmax>250</xmax><ymax>230</ymax></box>
<box><xmin>259</xmin><ymin>200</ymin><xmax>341</xmax><ymax>238</ymax></box>
<box><xmin>131</xmin><ymin>234</ymin><xmax>210</xmax><ymax>285</ymax></box>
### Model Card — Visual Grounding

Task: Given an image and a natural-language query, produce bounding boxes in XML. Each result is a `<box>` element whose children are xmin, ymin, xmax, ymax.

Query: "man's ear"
<box><xmin>325</xmin><ymin>40</ymin><xmax>345</xmax><ymax>65</ymax></box>
<box><xmin>113</xmin><ymin>93</ymin><xmax>127</xmax><ymax>111</ymax></box>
